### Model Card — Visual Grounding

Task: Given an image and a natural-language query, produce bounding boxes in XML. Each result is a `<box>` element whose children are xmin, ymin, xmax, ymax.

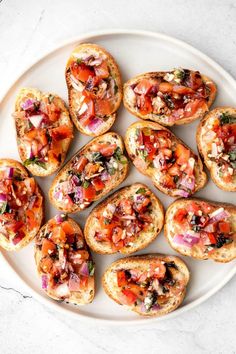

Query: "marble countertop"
<box><xmin>1</xmin><ymin>0</ymin><xmax>236</xmax><ymax>353</ymax></box>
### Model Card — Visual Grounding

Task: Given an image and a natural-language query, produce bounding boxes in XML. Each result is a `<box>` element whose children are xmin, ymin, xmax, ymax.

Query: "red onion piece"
<box><xmin>100</xmin><ymin>170</ymin><xmax>109</xmax><ymax>181</ymax></box>
<box><xmin>55</xmin><ymin>214</ymin><xmax>66</xmax><ymax>224</ymax></box>
<box><xmin>41</xmin><ymin>275</ymin><xmax>48</xmax><ymax>290</ymax></box>
<box><xmin>152</xmin><ymin>304</ymin><xmax>161</xmax><ymax>311</ymax></box>
<box><xmin>68</xmin><ymin>273</ymin><xmax>81</xmax><ymax>292</ymax></box>
<box><xmin>173</xmin><ymin>233</ymin><xmax>200</xmax><ymax>248</ymax></box>
<box><xmin>21</xmin><ymin>99</ymin><xmax>36</xmax><ymax>111</ymax></box>
<box><xmin>87</xmin><ymin>118</ymin><xmax>103</xmax><ymax>132</ymax></box>
<box><xmin>208</xmin><ymin>208</ymin><xmax>230</xmax><ymax>223</ymax></box>
<box><xmin>174</xmin><ymin>189</ymin><xmax>190</xmax><ymax>198</ymax></box>
<box><xmin>74</xmin><ymin>186</ymin><xmax>83</xmax><ymax>203</ymax></box>
<box><xmin>12</xmin><ymin>233</ymin><xmax>24</xmax><ymax>245</ymax></box>
<box><xmin>140</xmin><ymin>302</ymin><xmax>148</xmax><ymax>312</ymax></box>
<box><xmin>179</xmin><ymin>176</ymin><xmax>195</xmax><ymax>191</ymax></box>
<box><xmin>0</xmin><ymin>193</ymin><xmax>7</xmax><ymax>203</ymax></box>
<box><xmin>29</xmin><ymin>114</ymin><xmax>44</xmax><ymax>128</ymax></box>
<box><xmin>79</xmin><ymin>262</ymin><xmax>89</xmax><ymax>277</ymax></box>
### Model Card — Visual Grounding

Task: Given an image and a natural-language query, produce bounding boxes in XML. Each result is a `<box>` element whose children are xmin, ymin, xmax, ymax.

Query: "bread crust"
<box><xmin>196</xmin><ymin>106</ymin><xmax>236</xmax><ymax>191</ymax></box>
<box><xmin>0</xmin><ymin>158</ymin><xmax>44</xmax><ymax>251</ymax></box>
<box><xmin>102</xmin><ymin>254</ymin><xmax>190</xmax><ymax>316</ymax></box>
<box><xmin>164</xmin><ymin>198</ymin><xmax>236</xmax><ymax>262</ymax></box>
<box><xmin>14</xmin><ymin>87</ymin><xmax>73</xmax><ymax>177</ymax></box>
<box><xmin>84</xmin><ymin>183</ymin><xmax>164</xmax><ymax>254</ymax></box>
<box><xmin>65</xmin><ymin>43</ymin><xmax>122</xmax><ymax>136</ymax></box>
<box><xmin>123</xmin><ymin>71</ymin><xmax>217</xmax><ymax>126</ymax></box>
<box><xmin>125</xmin><ymin>121</ymin><xmax>207</xmax><ymax>197</ymax></box>
<box><xmin>49</xmin><ymin>132</ymin><xmax>129</xmax><ymax>213</ymax></box>
<box><xmin>34</xmin><ymin>217</ymin><xmax>95</xmax><ymax>305</ymax></box>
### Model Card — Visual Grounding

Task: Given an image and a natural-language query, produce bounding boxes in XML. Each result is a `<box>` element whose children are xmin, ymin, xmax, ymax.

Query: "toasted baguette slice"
<box><xmin>35</xmin><ymin>215</ymin><xmax>95</xmax><ymax>305</ymax></box>
<box><xmin>84</xmin><ymin>183</ymin><xmax>164</xmax><ymax>254</ymax></box>
<box><xmin>165</xmin><ymin>198</ymin><xmax>236</xmax><ymax>262</ymax></box>
<box><xmin>14</xmin><ymin>87</ymin><xmax>73</xmax><ymax>177</ymax></box>
<box><xmin>123</xmin><ymin>69</ymin><xmax>216</xmax><ymax>126</ymax></box>
<box><xmin>197</xmin><ymin>107</ymin><xmax>236</xmax><ymax>191</ymax></box>
<box><xmin>103</xmin><ymin>254</ymin><xmax>190</xmax><ymax>317</ymax></box>
<box><xmin>0</xmin><ymin>159</ymin><xmax>43</xmax><ymax>251</ymax></box>
<box><xmin>49</xmin><ymin>132</ymin><xmax>129</xmax><ymax>213</ymax></box>
<box><xmin>125</xmin><ymin>121</ymin><xmax>207</xmax><ymax>198</ymax></box>
<box><xmin>65</xmin><ymin>43</ymin><xmax>122</xmax><ymax>136</ymax></box>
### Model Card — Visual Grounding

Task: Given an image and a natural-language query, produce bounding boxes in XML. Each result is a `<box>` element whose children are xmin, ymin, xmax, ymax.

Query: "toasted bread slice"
<box><xmin>165</xmin><ymin>198</ymin><xmax>236</xmax><ymax>262</ymax></box>
<box><xmin>35</xmin><ymin>215</ymin><xmax>95</xmax><ymax>305</ymax></box>
<box><xmin>49</xmin><ymin>132</ymin><xmax>129</xmax><ymax>213</ymax></box>
<box><xmin>125</xmin><ymin>121</ymin><xmax>207</xmax><ymax>198</ymax></box>
<box><xmin>197</xmin><ymin>107</ymin><xmax>236</xmax><ymax>191</ymax></box>
<box><xmin>65</xmin><ymin>43</ymin><xmax>122</xmax><ymax>136</ymax></box>
<box><xmin>84</xmin><ymin>183</ymin><xmax>164</xmax><ymax>254</ymax></box>
<box><xmin>0</xmin><ymin>159</ymin><xmax>43</xmax><ymax>251</ymax></box>
<box><xmin>123</xmin><ymin>69</ymin><xmax>216</xmax><ymax>126</ymax></box>
<box><xmin>14</xmin><ymin>87</ymin><xmax>73</xmax><ymax>177</ymax></box>
<box><xmin>103</xmin><ymin>254</ymin><xmax>190</xmax><ymax>317</ymax></box>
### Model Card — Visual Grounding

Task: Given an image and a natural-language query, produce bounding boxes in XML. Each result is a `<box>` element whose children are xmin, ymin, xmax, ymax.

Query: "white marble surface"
<box><xmin>0</xmin><ymin>0</ymin><xmax>236</xmax><ymax>353</ymax></box>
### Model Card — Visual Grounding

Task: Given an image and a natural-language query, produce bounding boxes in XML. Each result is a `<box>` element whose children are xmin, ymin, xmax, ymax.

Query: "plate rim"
<box><xmin>1</xmin><ymin>28</ymin><xmax>236</xmax><ymax>325</ymax></box>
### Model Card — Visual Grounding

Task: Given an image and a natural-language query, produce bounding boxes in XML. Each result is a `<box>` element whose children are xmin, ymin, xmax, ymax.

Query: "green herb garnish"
<box><xmin>92</xmin><ymin>152</ymin><xmax>102</xmax><ymax>162</ymax></box>
<box><xmin>174</xmin><ymin>68</ymin><xmax>185</xmax><ymax>81</ymax></box>
<box><xmin>76</xmin><ymin>58</ymin><xmax>83</xmax><ymax>64</ymax></box>
<box><xmin>108</xmin><ymin>167</ymin><xmax>116</xmax><ymax>175</ymax></box>
<box><xmin>114</xmin><ymin>147</ymin><xmax>127</xmax><ymax>164</ymax></box>
<box><xmin>23</xmin><ymin>157</ymin><xmax>46</xmax><ymax>169</ymax></box>
<box><xmin>48</xmin><ymin>94</ymin><xmax>54</xmax><ymax>104</ymax></box>
<box><xmin>104</xmin><ymin>218</ymin><xmax>111</xmax><ymax>225</ymax></box>
<box><xmin>88</xmin><ymin>261</ymin><xmax>95</xmax><ymax>276</ymax></box>
<box><xmin>83</xmin><ymin>181</ymin><xmax>90</xmax><ymax>188</ymax></box>
<box><xmin>136</xmin><ymin>187</ymin><xmax>146</xmax><ymax>194</ymax></box>
<box><xmin>219</xmin><ymin>112</ymin><xmax>236</xmax><ymax>125</ymax></box>
<box><xmin>0</xmin><ymin>202</ymin><xmax>7</xmax><ymax>214</ymax></box>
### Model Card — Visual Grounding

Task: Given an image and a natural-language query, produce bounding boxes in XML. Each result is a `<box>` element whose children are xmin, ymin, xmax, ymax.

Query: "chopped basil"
<box><xmin>135</xmin><ymin>187</ymin><xmax>146</xmax><ymax>194</ymax></box>
<box><xmin>174</xmin><ymin>68</ymin><xmax>185</xmax><ymax>81</ymax></box>
<box><xmin>76</xmin><ymin>58</ymin><xmax>82</xmax><ymax>64</ymax></box>
<box><xmin>163</xmin><ymin>94</ymin><xmax>175</xmax><ymax>109</ymax></box>
<box><xmin>104</xmin><ymin>218</ymin><xmax>111</xmax><ymax>225</ymax></box>
<box><xmin>48</xmin><ymin>94</ymin><xmax>54</xmax><ymax>104</ymax></box>
<box><xmin>83</xmin><ymin>181</ymin><xmax>90</xmax><ymax>188</ymax></box>
<box><xmin>23</xmin><ymin>157</ymin><xmax>46</xmax><ymax>169</ymax></box>
<box><xmin>114</xmin><ymin>83</ymin><xmax>118</xmax><ymax>94</ymax></box>
<box><xmin>92</xmin><ymin>152</ymin><xmax>102</xmax><ymax>162</ymax></box>
<box><xmin>142</xmin><ymin>128</ymin><xmax>152</xmax><ymax>136</ymax></box>
<box><xmin>139</xmin><ymin>149</ymin><xmax>148</xmax><ymax>160</ymax></box>
<box><xmin>88</xmin><ymin>261</ymin><xmax>95</xmax><ymax>276</ymax></box>
<box><xmin>219</xmin><ymin>112</ymin><xmax>236</xmax><ymax>125</ymax></box>
<box><xmin>0</xmin><ymin>202</ymin><xmax>7</xmax><ymax>214</ymax></box>
<box><xmin>108</xmin><ymin>166</ymin><xmax>116</xmax><ymax>175</ymax></box>
<box><xmin>114</xmin><ymin>147</ymin><xmax>127</xmax><ymax>164</ymax></box>
<box><xmin>144</xmin><ymin>291</ymin><xmax>158</xmax><ymax>311</ymax></box>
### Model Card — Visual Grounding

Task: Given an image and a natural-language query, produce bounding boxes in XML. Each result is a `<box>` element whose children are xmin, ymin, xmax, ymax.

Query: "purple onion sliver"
<box><xmin>21</xmin><ymin>99</ymin><xmax>35</xmax><ymax>111</ymax></box>
<box><xmin>79</xmin><ymin>262</ymin><xmax>89</xmax><ymax>277</ymax></box>
<box><xmin>41</xmin><ymin>275</ymin><xmax>48</xmax><ymax>290</ymax></box>
<box><xmin>55</xmin><ymin>214</ymin><xmax>66</xmax><ymax>224</ymax></box>
<box><xmin>140</xmin><ymin>302</ymin><xmax>148</xmax><ymax>313</ymax></box>
<box><xmin>88</xmin><ymin>118</ymin><xmax>103</xmax><ymax>132</ymax></box>
<box><xmin>0</xmin><ymin>193</ymin><xmax>7</xmax><ymax>203</ymax></box>
<box><xmin>152</xmin><ymin>304</ymin><xmax>161</xmax><ymax>311</ymax></box>
<box><xmin>100</xmin><ymin>170</ymin><xmax>109</xmax><ymax>181</ymax></box>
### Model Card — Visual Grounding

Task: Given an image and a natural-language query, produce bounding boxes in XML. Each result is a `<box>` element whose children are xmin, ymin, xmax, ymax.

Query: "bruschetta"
<box><xmin>49</xmin><ymin>132</ymin><xmax>128</xmax><ymax>213</ymax></box>
<box><xmin>65</xmin><ymin>43</ymin><xmax>122</xmax><ymax>136</ymax></box>
<box><xmin>35</xmin><ymin>215</ymin><xmax>95</xmax><ymax>304</ymax></box>
<box><xmin>84</xmin><ymin>183</ymin><xmax>164</xmax><ymax>254</ymax></box>
<box><xmin>125</xmin><ymin>121</ymin><xmax>207</xmax><ymax>198</ymax></box>
<box><xmin>0</xmin><ymin>159</ymin><xmax>43</xmax><ymax>251</ymax></box>
<box><xmin>13</xmin><ymin>88</ymin><xmax>73</xmax><ymax>176</ymax></box>
<box><xmin>197</xmin><ymin>107</ymin><xmax>236</xmax><ymax>191</ymax></box>
<box><xmin>103</xmin><ymin>255</ymin><xmax>189</xmax><ymax>317</ymax></box>
<box><xmin>165</xmin><ymin>198</ymin><xmax>236</xmax><ymax>262</ymax></box>
<box><xmin>123</xmin><ymin>69</ymin><xmax>216</xmax><ymax>126</ymax></box>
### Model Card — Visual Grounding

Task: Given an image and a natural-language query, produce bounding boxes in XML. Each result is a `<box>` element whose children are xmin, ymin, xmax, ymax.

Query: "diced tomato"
<box><xmin>184</xmin><ymin>99</ymin><xmax>207</xmax><ymax>118</ymax></box>
<box><xmin>208</xmin><ymin>233</ymin><xmax>217</xmax><ymax>245</ymax></box>
<box><xmin>117</xmin><ymin>270</ymin><xmax>127</xmax><ymax>287</ymax></box>
<box><xmin>119</xmin><ymin>199</ymin><xmax>133</xmax><ymax>215</ymax></box>
<box><xmin>76</xmin><ymin>250</ymin><xmax>89</xmax><ymax>260</ymax></box>
<box><xmin>174</xmin><ymin>208</ymin><xmax>188</xmax><ymax>223</ymax></box>
<box><xmin>144</xmin><ymin>142</ymin><xmax>157</xmax><ymax>160</ymax></box>
<box><xmin>83</xmin><ymin>184</ymin><xmax>96</xmax><ymax>201</ymax></box>
<box><xmin>71</xmin><ymin>62</ymin><xmax>95</xmax><ymax>83</ymax></box>
<box><xmin>112</xmin><ymin>227</ymin><xmax>123</xmax><ymax>244</ymax></box>
<box><xmin>94</xmin><ymin>61</ymin><xmax>109</xmax><ymax>79</ymax></box>
<box><xmin>95</xmin><ymin>99</ymin><xmax>113</xmax><ymax>116</ymax></box>
<box><xmin>42</xmin><ymin>238</ymin><xmax>56</xmax><ymax>256</ymax></box>
<box><xmin>158</xmin><ymin>82</ymin><xmax>173</xmax><ymax>93</ymax></box>
<box><xmin>161</xmin><ymin>173</ymin><xmax>175</xmax><ymax>188</ymax></box>
<box><xmin>223</xmin><ymin>174</ymin><xmax>233</xmax><ymax>183</ymax></box>
<box><xmin>168</xmin><ymin>163</ymin><xmax>180</xmax><ymax>176</ymax></box>
<box><xmin>79</xmin><ymin>97</ymin><xmax>95</xmax><ymax>126</ymax></box>
<box><xmin>11</xmin><ymin>221</ymin><xmax>24</xmax><ymax>233</ymax></box>
<box><xmin>112</xmin><ymin>239</ymin><xmax>124</xmax><ymax>251</ymax></box>
<box><xmin>37</xmin><ymin>130</ymin><xmax>48</xmax><ymax>146</ymax></box>
<box><xmin>25</xmin><ymin>129</ymin><xmax>38</xmax><ymax>140</ymax></box>
<box><xmin>134</xmin><ymin>79</ymin><xmax>153</xmax><ymax>95</ymax></box>
<box><xmin>172</xmin><ymin>85</ymin><xmax>194</xmax><ymax>95</ymax></box>
<box><xmin>74</xmin><ymin>156</ymin><xmax>88</xmax><ymax>173</ymax></box>
<box><xmin>40</xmin><ymin>256</ymin><xmax>53</xmax><ymax>273</ymax></box>
<box><xmin>61</xmin><ymin>221</ymin><xmax>75</xmax><ymax>235</ymax></box>
<box><xmin>150</xmin><ymin>261</ymin><xmax>166</xmax><ymax>279</ymax></box>
<box><xmin>50</xmin><ymin>126</ymin><xmax>73</xmax><ymax>141</ymax></box>
<box><xmin>186</xmin><ymin>71</ymin><xmax>203</xmax><ymax>90</ymax></box>
<box><xmin>218</xmin><ymin>221</ymin><xmax>231</xmax><ymax>233</ymax></box>
<box><xmin>26</xmin><ymin>210</ymin><xmax>37</xmax><ymax>229</ymax></box>
<box><xmin>137</xmin><ymin>95</ymin><xmax>152</xmax><ymax>115</ymax></box>
<box><xmin>175</xmin><ymin>144</ymin><xmax>190</xmax><ymax>165</ymax></box>
<box><xmin>12</xmin><ymin>231</ymin><xmax>25</xmax><ymax>245</ymax></box>
<box><xmin>187</xmin><ymin>202</ymin><xmax>201</xmax><ymax>214</ymax></box>
<box><xmin>91</xmin><ymin>143</ymin><xmax>117</xmax><ymax>156</ymax></box>
<box><xmin>92</xmin><ymin>177</ymin><xmax>105</xmax><ymax>191</ymax></box>
<box><xmin>51</xmin><ymin>226</ymin><xmax>66</xmax><ymax>244</ymax></box>
<box><xmin>48</xmin><ymin>149</ymin><xmax>61</xmax><ymax>164</ymax></box>
<box><xmin>121</xmin><ymin>289</ymin><xmax>137</xmax><ymax>305</ymax></box>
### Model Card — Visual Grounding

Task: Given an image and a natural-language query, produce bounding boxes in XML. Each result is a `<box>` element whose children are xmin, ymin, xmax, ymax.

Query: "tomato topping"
<box><xmin>172</xmin><ymin>85</ymin><xmax>194</xmax><ymax>95</ymax></box>
<box><xmin>92</xmin><ymin>143</ymin><xmax>117</xmax><ymax>156</ymax></box>
<box><xmin>174</xmin><ymin>209</ymin><xmax>188</xmax><ymax>223</ymax></box>
<box><xmin>50</xmin><ymin>126</ymin><xmax>73</xmax><ymax>141</ymax></box>
<box><xmin>158</xmin><ymin>82</ymin><xmax>173</xmax><ymax>93</ymax></box>
<box><xmin>40</xmin><ymin>257</ymin><xmax>53</xmax><ymax>273</ymax></box>
<box><xmin>218</xmin><ymin>221</ymin><xmax>230</xmax><ymax>233</ymax></box>
<box><xmin>95</xmin><ymin>99</ymin><xmax>113</xmax><ymax>116</ymax></box>
<box><xmin>134</xmin><ymin>79</ymin><xmax>153</xmax><ymax>95</ymax></box>
<box><xmin>51</xmin><ymin>227</ymin><xmax>67</xmax><ymax>244</ymax></box>
<box><xmin>79</xmin><ymin>97</ymin><xmax>95</xmax><ymax>126</ymax></box>
<box><xmin>92</xmin><ymin>177</ymin><xmax>105</xmax><ymax>191</ymax></box>
<box><xmin>137</xmin><ymin>95</ymin><xmax>152</xmax><ymax>115</ymax></box>
<box><xmin>184</xmin><ymin>99</ymin><xmax>207</xmax><ymax>118</ymax></box>
<box><xmin>175</xmin><ymin>144</ymin><xmax>190</xmax><ymax>165</ymax></box>
<box><xmin>121</xmin><ymin>289</ymin><xmax>137</xmax><ymax>305</ymax></box>
<box><xmin>94</xmin><ymin>61</ymin><xmax>109</xmax><ymax>79</ymax></box>
<box><xmin>74</xmin><ymin>156</ymin><xmax>88</xmax><ymax>173</ymax></box>
<box><xmin>42</xmin><ymin>239</ymin><xmax>56</xmax><ymax>256</ymax></box>
<box><xmin>61</xmin><ymin>221</ymin><xmax>75</xmax><ymax>235</ymax></box>
<box><xmin>71</xmin><ymin>62</ymin><xmax>95</xmax><ymax>83</ymax></box>
<box><xmin>186</xmin><ymin>71</ymin><xmax>203</xmax><ymax>90</ymax></box>
<box><xmin>83</xmin><ymin>184</ymin><xmax>96</xmax><ymax>201</ymax></box>
<box><xmin>117</xmin><ymin>270</ymin><xmax>127</xmax><ymax>287</ymax></box>
<box><xmin>208</xmin><ymin>233</ymin><xmax>217</xmax><ymax>245</ymax></box>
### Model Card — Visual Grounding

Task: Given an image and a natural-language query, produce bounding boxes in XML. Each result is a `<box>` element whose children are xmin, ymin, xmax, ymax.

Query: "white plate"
<box><xmin>0</xmin><ymin>29</ymin><xmax>235</xmax><ymax>325</ymax></box>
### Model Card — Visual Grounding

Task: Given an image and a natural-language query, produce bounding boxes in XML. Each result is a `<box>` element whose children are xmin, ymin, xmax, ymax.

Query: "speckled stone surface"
<box><xmin>0</xmin><ymin>1</ymin><xmax>236</xmax><ymax>353</ymax></box>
